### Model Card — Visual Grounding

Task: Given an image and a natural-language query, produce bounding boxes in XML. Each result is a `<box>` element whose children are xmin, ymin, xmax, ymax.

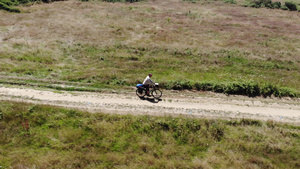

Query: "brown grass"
<box><xmin>0</xmin><ymin>0</ymin><xmax>299</xmax><ymax>61</ymax></box>
<box><xmin>0</xmin><ymin>0</ymin><xmax>299</xmax><ymax>96</ymax></box>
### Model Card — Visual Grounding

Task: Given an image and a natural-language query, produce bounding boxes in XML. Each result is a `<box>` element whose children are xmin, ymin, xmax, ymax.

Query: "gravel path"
<box><xmin>1</xmin><ymin>86</ymin><xmax>300</xmax><ymax>125</ymax></box>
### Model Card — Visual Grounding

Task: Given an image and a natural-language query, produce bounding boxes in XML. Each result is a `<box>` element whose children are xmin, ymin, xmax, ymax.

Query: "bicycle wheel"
<box><xmin>151</xmin><ymin>89</ymin><xmax>162</xmax><ymax>99</ymax></box>
<box><xmin>136</xmin><ymin>88</ymin><xmax>146</xmax><ymax>97</ymax></box>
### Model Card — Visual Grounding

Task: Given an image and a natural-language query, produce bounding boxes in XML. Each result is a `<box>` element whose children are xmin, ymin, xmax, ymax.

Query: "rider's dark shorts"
<box><xmin>143</xmin><ymin>84</ymin><xmax>150</xmax><ymax>91</ymax></box>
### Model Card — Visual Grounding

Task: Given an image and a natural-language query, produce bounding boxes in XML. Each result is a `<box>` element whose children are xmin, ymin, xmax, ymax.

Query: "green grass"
<box><xmin>0</xmin><ymin>101</ymin><xmax>299</xmax><ymax>168</ymax></box>
<box><xmin>1</xmin><ymin>44</ymin><xmax>299</xmax><ymax>97</ymax></box>
<box><xmin>0</xmin><ymin>0</ymin><xmax>299</xmax><ymax>97</ymax></box>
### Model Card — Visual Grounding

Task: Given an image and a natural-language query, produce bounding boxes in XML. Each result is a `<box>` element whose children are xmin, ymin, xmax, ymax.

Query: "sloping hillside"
<box><xmin>0</xmin><ymin>0</ymin><xmax>300</xmax><ymax>97</ymax></box>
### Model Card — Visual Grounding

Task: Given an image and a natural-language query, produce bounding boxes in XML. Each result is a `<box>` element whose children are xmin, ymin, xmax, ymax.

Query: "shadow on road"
<box><xmin>139</xmin><ymin>97</ymin><xmax>162</xmax><ymax>103</ymax></box>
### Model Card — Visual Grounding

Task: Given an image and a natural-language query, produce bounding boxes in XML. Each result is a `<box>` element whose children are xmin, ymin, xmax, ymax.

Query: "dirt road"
<box><xmin>1</xmin><ymin>85</ymin><xmax>300</xmax><ymax>125</ymax></box>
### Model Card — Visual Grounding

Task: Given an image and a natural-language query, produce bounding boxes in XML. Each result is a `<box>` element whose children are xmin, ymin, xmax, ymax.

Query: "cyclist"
<box><xmin>143</xmin><ymin>73</ymin><xmax>154</xmax><ymax>96</ymax></box>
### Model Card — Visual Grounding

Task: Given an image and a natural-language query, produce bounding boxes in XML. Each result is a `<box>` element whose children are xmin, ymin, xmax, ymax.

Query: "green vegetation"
<box><xmin>183</xmin><ymin>0</ymin><xmax>299</xmax><ymax>11</ymax></box>
<box><xmin>103</xmin><ymin>0</ymin><xmax>143</xmax><ymax>2</ymax></box>
<box><xmin>0</xmin><ymin>0</ymin><xmax>63</xmax><ymax>12</ymax></box>
<box><xmin>0</xmin><ymin>101</ymin><xmax>299</xmax><ymax>168</ymax></box>
<box><xmin>0</xmin><ymin>0</ymin><xmax>299</xmax><ymax>97</ymax></box>
<box><xmin>164</xmin><ymin>80</ymin><xmax>299</xmax><ymax>97</ymax></box>
<box><xmin>1</xmin><ymin>0</ymin><xmax>299</xmax><ymax>13</ymax></box>
<box><xmin>0</xmin><ymin>0</ymin><xmax>20</xmax><ymax>12</ymax></box>
<box><xmin>224</xmin><ymin>0</ymin><xmax>237</xmax><ymax>4</ymax></box>
<box><xmin>81</xmin><ymin>0</ymin><xmax>145</xmax><ymax>2</ymax></box>
<box><xmin>0</xmin><ymin>0</ymin><xmax>144</xmax><ymax>12</ymax></box>
<box><xmin>1</xmin><ymin>44</ymin><xmax>299</xmax><ymax>97</ymax></box>
<box><xmin>284</xmin><ymin>1</ymin><xmax>298</xmax><ymax>10</ymax></box>
<box><xmin>244</xmin><ymin>0</ymin><xmax>299</xmax><ymax>10</ymax></box>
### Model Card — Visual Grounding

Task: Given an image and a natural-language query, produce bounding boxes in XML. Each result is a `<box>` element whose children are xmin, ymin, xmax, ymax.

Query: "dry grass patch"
<box><xmin>0</xmin><ymin>0</ymin><xmax>299</xmax><ymax>96</ymax></box>
<box><xmin>1</xmin><ymin>0</ymin><xmax>298</xmax><ymax>59</ymax></box>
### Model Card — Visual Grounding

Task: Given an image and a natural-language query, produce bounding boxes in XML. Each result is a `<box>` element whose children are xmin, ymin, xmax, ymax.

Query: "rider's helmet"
<box><xmin>149</xmin><ymin>73</ymin><xmax>152</xmax><ymax>77</ymax></box>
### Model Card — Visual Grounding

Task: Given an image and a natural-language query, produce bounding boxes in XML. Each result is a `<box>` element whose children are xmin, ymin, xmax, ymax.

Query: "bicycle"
<box><xmin>136</xmin><ymin>83</ymin><xmax>162</xmax><ymax>99</ymax></box>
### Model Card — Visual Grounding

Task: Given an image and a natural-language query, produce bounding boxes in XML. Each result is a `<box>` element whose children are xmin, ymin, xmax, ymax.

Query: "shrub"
<box><xmin>261</xmin><ymin>83</ymin><xmax>277</xmax><ymax>97</ymax></box>
<box><xmin>224</xmin><ymin>0</ymin><xmax>237</xmax><ymax>4</ymax></box>
<box><xmin>181</xmin><ymin>81</ymin><xmax>193</xmax><ymax>90</ymax></box>
<box><xmin>228</xmin><ymin>119</ymin><xmax>262</xmax><ymax>126</ymax></box>
<box><xmin>194</xmin><ymin>82</ymin><xmax>214</xmax><ymax>91</ymax></box>
<box><xmin>284</xmin><ymin>1</ymin><xmax>297</xmax><ymax>11</ymax></box>
<box><xmin>248</xmin><ymin>0</ymin><xmax>299</xmax><ymax>10</ymax></box>
<box><xmin>167</xmin><ymin>81</ymin><xmax>193</xmax><ymax>90</ymax></box>
<box><xmin>212</xmin><ymin>83</ymin><xmax>226</xmax><ymax>93</ymax></box>
<box><xmin>193</xmin><ymin>81</ymin><xmax>299</xmax><ymax>97</ymax></box>
<box><xmin>0</xmin><ymin>0</ymin><xmax>15</xmax><ymax>6</ymax></box>
<box><xmin>0</xmin><ymin>1</ymin><xmax>20</xmax><ymax>12</ymax></box>
<box><xmin>249</xmin><ymin>0</ymin><xmax>274</xmax><ymax>8</ymax></box>
<box><xmin>0</xmin><ymin>0</ymin><xmax>65</xmax><ymax>12</ymax></box>
<box><xmin>249</xmin><ymin>2</ymin><xmax>260</xmax><ymax>8</ymax></box>
<box><xmin>261</xmin><ymin>0</ymin><xmax>273</xmax><ymax>8</ymax></box>
<box><xmin>274</xmin><ymin>87</ymin><xmax>298</xmax><ymax>98</ymax></box>
<box><xmin>281</xmin><ymin>5</ymin><xmax>289</xmax><ymax>10</ymax></box>
<box><xmin>102</xmin><ymin>0</ymin><xmax>142</xmax><ymax>2</ymax></box>
<box><xmin>194</xmin><ymin>81</ymin><xmax>261</xmax><ymax>97</ymax></box>
<box><xmin>182</xmin><ymin>0</ymin><xmax>200</xmax><ymax>2</ymax></box>
<box><xmin>223</xmin><ymin>82</ymin><xmax>260</xmax><ymax>97</ymax></box>
<box><xmin>260</xmin><ymin>84</ymin><xmax>299</xmax><ymax>98</ymax></box>
<box><xmin>272</xmin><ymin>1</ymin><xmax>281</xmax><ymax>8</ymax></box>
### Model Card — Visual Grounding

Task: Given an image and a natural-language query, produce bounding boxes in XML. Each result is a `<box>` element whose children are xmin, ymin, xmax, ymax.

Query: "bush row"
<box><xmin>0</xmin><ymin>0</ymin><xmax>63</xmax><ymax>12</ymax></box>
<box><xmin>246</xmin><ymin>0</ymin><xmax>299</xmax><ymax>11</ymax></box>
<box><xmin>80</xmin><ymin>0</ymin><xmax>143</xmax><ymax>2</ymax></box>
<box><xmin>1</xmin><ymin>77</ymin><xmax>298</xmax><ymax>98</ymax></box>
<box><xmin>1</xmin><ymin>0</ymin><xmax>144</xmax><ymax>12</ymax></box>
<box><xmin>160</xmin><ymin>81</ymin><xmax>299</xmax><ymax>98</ymax></box>
<box><xmin>0</xmin><ymin>0</ymin><xmax>20</xmax><ymax>12</ymax></box>
<box><xmin>184</xmin><ymin>0</ymin><xmax>299</xmax><ymax>12</ymax></box>
<box><xmin>102</xmin><ymin>0</ymin><xmax>142</xmax><ymax>2</ymax></box>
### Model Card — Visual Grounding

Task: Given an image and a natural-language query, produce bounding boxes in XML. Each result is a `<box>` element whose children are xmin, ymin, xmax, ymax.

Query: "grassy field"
<box><xmin>0</xmin><ymin>101</ymin><xmax>299</xmax><ymax>168</ymax></box>
<box><xmin>0</xmin><ymin>0</ymin><xmax>300</xmax><ymax>97</ymax></box>
<box><xmin>1</xmin><ymin>1</ymin><xmax>300</xmax><ymax>168</ymax></box>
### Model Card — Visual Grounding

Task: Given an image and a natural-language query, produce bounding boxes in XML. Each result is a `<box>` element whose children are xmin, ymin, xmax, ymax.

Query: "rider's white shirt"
<box><xmin>143</xmin><ymin>76</ymin><xmax>154</xmax><ymax>85</ymax></box>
